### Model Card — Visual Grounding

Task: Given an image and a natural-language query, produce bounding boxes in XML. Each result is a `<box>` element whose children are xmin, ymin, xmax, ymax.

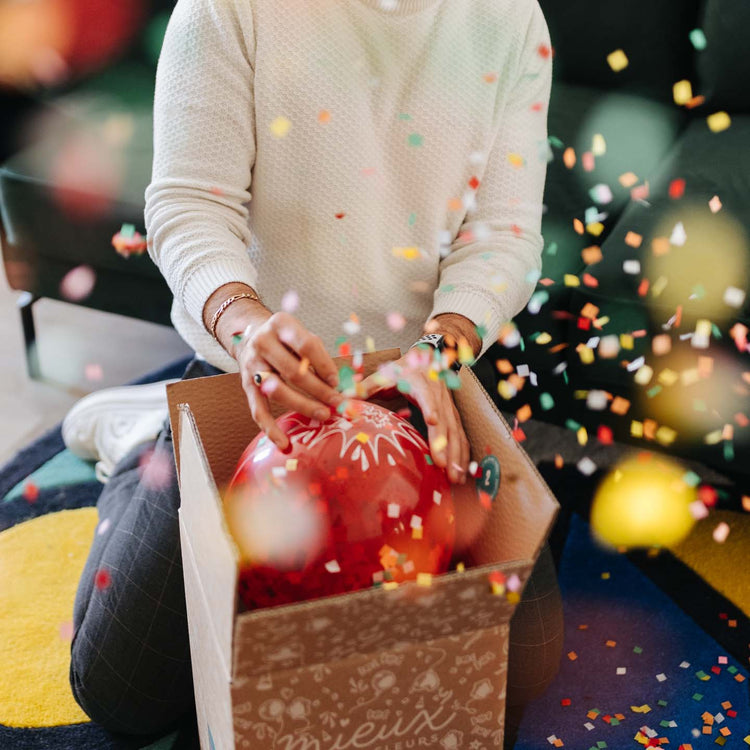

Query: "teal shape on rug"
<box><xmin>3</xmin><ymin>450</ymin><xmax>98</xmax><ymax>503</ymax></box>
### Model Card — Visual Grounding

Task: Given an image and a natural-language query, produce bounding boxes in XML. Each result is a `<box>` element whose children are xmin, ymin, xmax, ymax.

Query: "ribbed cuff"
<box><xmin>429</xmin><ymin>288</ymin><xmax>503</xmax><ymax>361</ymax></box>
<box><xmin>180</xmin><ymin>257</ymin><xmax>259</xmax><ymax>333</ymax></box>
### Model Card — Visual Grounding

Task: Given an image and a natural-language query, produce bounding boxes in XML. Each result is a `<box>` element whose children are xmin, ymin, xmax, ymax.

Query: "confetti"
<box><xmin>607</xmin><ymin>49</ymin><xmax>629</xmax><ymax>72</ymax></box>
<box><xmin>324</xmin><ymin>560</ymin><xmax>341</xmax><ymax>573</ymax></box>
<box><xmin>713</xmin><ymin>522</ymin><xmax>730</xmax><ymax>543</ymax></box>
<box><xmin>281</xmin><ymin>290</ymin><xmax>299</xmax><ymax>312</ymax></box>
<box><xmin>707</xmin><ymin>111</ymin><xmax>731</xmax><ymax>133</ymax></box>
<box><xmin>673</xmin><ymin>80</ymin><xmax>693</xmax><ymax>105</ymax></box>
<box><xmin>709</xmin><ymin>194</ymin><xmax>723</xmax><ymax>213</ymax></box>
<box><xmin>690</xmin><ymin>28</ymin><xmax>707</xmax><ymax>50</ymax></box>
<box><xmin>269</xmin><ymin>116</ymin><xmax>292</xmax><ymax>138</ymax></box>
<box><xmin>22</xmin><ymin>481</ymin><xmax>39</xmax><ymax>503</ymax></box>
<box><xmin>95</xmin><ymin>568</ymin><xmax>112</xmax><ymax>591</ymax></box>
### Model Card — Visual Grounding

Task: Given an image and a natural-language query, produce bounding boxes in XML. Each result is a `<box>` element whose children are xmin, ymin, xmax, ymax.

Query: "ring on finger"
<box><xmin>253</xmin><ymin>370</ymin><xmax>275</xmax><ymax>386</ymax></box>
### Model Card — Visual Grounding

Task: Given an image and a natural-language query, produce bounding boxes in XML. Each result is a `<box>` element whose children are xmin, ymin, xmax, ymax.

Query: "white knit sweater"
<box><xmin>144</xmin><ymin>0</ymin><xmax>553</xmax><ymax>373</ymax></box>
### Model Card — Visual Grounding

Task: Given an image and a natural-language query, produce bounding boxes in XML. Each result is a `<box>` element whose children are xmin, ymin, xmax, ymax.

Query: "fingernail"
<box><xmin>314</xmin><ymin>408</ymin><xmax>329</xmax><ymax>420</ymax></box>
<box><xmin>280</xmin><ymin>441</ymin><xmax>292</xmax><ymax>454</ymax></box>
<box><xmin>327</xmin><ymin>375</ymin><xmax>339</xmax><ymax>387</ymax></box>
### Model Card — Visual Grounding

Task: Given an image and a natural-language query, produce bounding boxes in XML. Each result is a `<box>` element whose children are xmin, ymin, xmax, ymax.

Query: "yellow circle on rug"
<box><xmin>0</xmin><ymin>507</ymin><xmax>98</xmax><ymax>727</ymax></box>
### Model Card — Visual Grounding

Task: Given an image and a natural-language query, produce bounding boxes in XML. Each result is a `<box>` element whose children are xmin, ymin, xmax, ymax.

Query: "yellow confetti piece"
<box><xmin>355</xmin><ymin>432</ymin><xmax>369</xmax><ymax>443</ymax></box>
<box><xmin>490</xmin><ymin>581</ymin><xmax>505</xmax><ymax>596</ymax></box>
<box><xmin>651</xmin><ymin>276</ymin><xmax>669</xmax><ymax>297</ymax></box>
<box><xmin>587</xmin><ymin>222</ymin><xmax>605</xmax><ymax>236</ymax></box>
<box><xmin>383</xmin><ymin>581</ymin><xmax>399</xmax><ymax>591</ymax></box>
<box><xmin>673</xmin><ymin>79</ymin><xmax>693</xmax><ymax>105</ymax></box>
<box><xmin>592</xmin><ymin>133</ymin><xmax>607</xmax><ymax>156</ymax></box>
<box><xmin>365</xmin><ymin>336</ymin><xmax>376</xmax><ymax>352</ymax></box>
<box><xmin>416</xmin><ymin>572</ymin><xmax>432</xmax><ymax>587</ymax></box>
<box><xmin>577</xmin><ymin>427</ymin><xmax>588</xmax><ymax>446</ymax></box>
<box><xmin>269</xmin><ymin>116</ymin><xmax>291</xmax><ymax>138</ymax></box>
<box><xmin>655</xmin><ymin>426</ymin><xmax>677</xmax><ymax>446</ymax></box>
<box><xmin>619</xmin><ymin>172</ymin><xmax>639</xmax><ymax>188</ymax></box>
<box><xmin>497</xmin><ymin>380</ymin><xmax>516</xmax><ymax>399</ymax></box>
<box><xmin>458</xmin><ymin>341</ymin><xmax>474</xmax><ymax>364</ymax></box>
<box><xmin>506</xmin><ymin>591</ymin><xmax>521</xmax><ymax>604</ymax></box>
<box><xmin>564</xmin><ymin>274</ymin><xmax>581</xmax><ymax>287</ymax></box>
<box><xmin>607</xmin><ymin>49</ymin><xmax>629</xmax><ymax>72</ymax></box>
<box><xmin>707</xmin><ymin>111</ymin><xmax>731</xmax><ymax>133</ymax></box>
<box><xmin>536</xmin><ymin>332</ymin><xmax>552</xmax><ymax>345</ymax></box>
<box><xmin>392</xmin><ymin>246</ymin><xmax>422</xmax><ymax>260</ymax></box>
<box><xmin>619</xmin><ymin>333</ymin><xmax>634</xmax><ymax>350</ymax></box>
<box><xmin>456</xmin><ymin>562</ymin><xmax>465</xmax><ymax>573</ymax></box>
<box><xmin>577</xmin><ymin>345</ymin><xmax>595</xmax><ymax>365</ymax></box>
<box><xmin>285</xmin><ymin>458</ymin><xmax>298</xmax><ymax>471</ymax></box>
<box><xmin>412</xmin><ymin>526</ymin><xmax>423</xmax><ymax>540</ymax></box>
<box><xmin>631</xmin><ymin>420</ymin><xmax>644</xmax><ymax>438</ymax></box>
<box><xmin>507</xmin><ymin>152</ymin><xmax>525</xmax><ymax>168</ymax></box>
<box><xmin>657</xmin><ymin>368</ymin><xmax>679</xmax><ymax>386</ymax></box>
<box><xmin>432</xmin><ymin>434</ymin><xmax>447</xmax><ymax>452</ymax></box>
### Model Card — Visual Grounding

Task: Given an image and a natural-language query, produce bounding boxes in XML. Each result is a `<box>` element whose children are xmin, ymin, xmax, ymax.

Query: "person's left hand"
<box><xmin>359</xmin><ymin>348</ymin><xmax>470</xmax><ymax>485</ymax></box>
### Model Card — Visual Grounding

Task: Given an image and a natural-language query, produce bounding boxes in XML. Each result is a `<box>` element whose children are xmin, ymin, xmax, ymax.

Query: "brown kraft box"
<box><xmin>166</xmin><ymin>348</ymin><xmax>559</xmax><ymax>750</ymax></box>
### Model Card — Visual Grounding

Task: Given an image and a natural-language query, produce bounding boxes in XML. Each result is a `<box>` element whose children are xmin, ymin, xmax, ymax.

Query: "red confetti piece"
<box><xmin>582</xmin><ymin>273</ymin><xmax>599</xmax><ymax>287</ymax></box>
<box><xmin>561</xmin><ymin>698</ymin><xmax>571</xmax><ymax>707</ymax></box>
<box><xmin>95</xmin><ymin>568</ymin><xmax>112</xmax><ymax>591</ymax></box>
<box><xmin>669</xmin><ymin>178</ymin><xmax>686</xmax><ymax>199</ymax></box>
<box><xmin>335</xmin><ymin>212</ymin><xmax>345</xmax><ymax>219</ymax></box>
<box><xmin>597</xmin><ymin>425</ymin><xmax>614</xmax><ymax>445</ymax></box>
<box><xmin>577</xmin><ymin>317</ymin><xmax>591</xmax><ymax>330</ymax></box>
<box><xmin>698</xmin><ymin>485</ymin><xmax>718</xmax><ymax>507</ymax></box>
<box><xmin>538</xmin><ymin>44</ymin><xmax>552</xmax><ymax>59</ymax></box>
<box><xmin>468</xmin><ymin>176</ymin><xmax>480</xmax><ymax>190</ymax></box>
<box><xmin>23</xmin><ymin>481</ymin><xmax>39</xmax><ymax>503</ymax></box>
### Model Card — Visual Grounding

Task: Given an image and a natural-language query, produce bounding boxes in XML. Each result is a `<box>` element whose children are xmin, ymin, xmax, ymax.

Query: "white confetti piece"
<box><xmin>387</xmin><ymin>503</ymin><xmax>401</xmax><ymax>518</ymax></box>
<box><xmin>723</xmin><ymin>286</ymin><xmax>746</xmax><ymax>308</ymax></box>
<box><xmin>433</xmin><ymin>490</ymin><xmax>442</xmax><ymax>505</ymax></box>
<box><xmin>577</xmin><ymin>457</ymin><xmax>597</xmax><ymax>476</ymax></box>
<box><xmin>670</xmin><ymin>221</ymin><xmax>687</xmax><ymax>246</ymax></box>
<box><xmin>325</xmin><ymin>560</ymin><xmax>341</xmax><ymax>573</ymax></box>
<box><xmin>623</xmin><ymin>259</ymin><xmax>641</xmax><ymax>274</ymax></box>
<box><xmin>713</xmin><ymin>521</ymin><xmax>730</xmax><ymax>543</ymax></box>
<box><xmin>410</xmin><ymin>514</ymin><xmax>423</xmax><ymax>529</ymax></box>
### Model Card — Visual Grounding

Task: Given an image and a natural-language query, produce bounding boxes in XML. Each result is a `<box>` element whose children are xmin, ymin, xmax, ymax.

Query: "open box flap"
<box><xmin>452</xmin><ymin>365</ymin><xmax>560</xmax><ymax>567</ymax></box>
<box><xmin>231</xmin><ymin>557</ymin><xmax>528</xmax><ymax>679</ymax></box>
<box><xmin>175</xmin><ymin>404</ymin><xmax>239</xmax><ymax>680</ymax></box>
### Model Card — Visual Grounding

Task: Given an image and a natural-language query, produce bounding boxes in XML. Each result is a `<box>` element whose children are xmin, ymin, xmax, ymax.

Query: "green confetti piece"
<box><xmin>727</xmin><ymin>665</ymin><xmax>738</xmax><ymax>674</ymax></box>
<box><xmin>540</xmin><ymin>392</ymin><xmax>555</xmax><ymax>410</ymax></box>
<box><xmin>548</xmin><ymin>135</ymin><xmax>564</xmax><ymax>148</ymax></box>
<box><xmin>120</xmin><ymin>223</ymin><xmax>136</xmax><ymax>238</ymax></box>
<box><xmin>398</xmin><ymin>112</ymin><xmax>412</xmax><ymax>120</ymax></box>
<box><xmin>633</xmin><ymin>646</ymin><xmax>643</xmax><ymax>654</ymax></box>
<box><xmin>396</xmin><ymin>379</ymin><xmax>411</xmax><ymax>394</ymax></box>
<box><xmin>546</xmin><ymin>241</ymin><xmax>558</xmax><ymax>256</ymax></box>
<box><xmin>711</xmin><ymin>322</ymin><xmax>722</xmax><ymax>339</ymax></box>
<box><xmin>334</xmin><ymin>335</ymin><xmax>348</xmax><ymax>348</ymax></box>
<box><xmin>659</xmin><ymin>720</ymin><xmax>670</xmax><ymax>727</ymax></box>
<box><xmin>690</xmin><ymin>283</ymin><xmax>706</xmax><ymax>299</ymax></box>
<box><xmin>439</xmin><ymin>283</ymin><xmax>455</xmax><ymax>293</ymax></box>
<box><xmin>563</xmin><ymin>370</ymin><xmax>569</xmax><ymax>385</ymax></box>
<box><xmin>682</xmin><ymin>470</ymin><xmax>701</xmax><ymax>487</ymax></box>
<box><xmin>692</xmin><ymin>693</ymin><xmax>703</xmax><ymax>701</ymax></box>
<box><xmin>609</xmin><ymin>718</ymin><xmax>620</xmax><ymax>726</ymax></box>
<box><xmin>408</xmin><ymin>212</ymin><xmax>416</xmax><ymax>226</ymax></box>
<box><xmin>424</xmin><ymin>454</ymin><xmax>433</xmax><ymax>465</ymax></box>
<box><xmin>407</xmin><ymin>132</ymin><xmax>423</xmax><ymax>147</ymax></box>
<box><xmin>441</xmin><ymin>371</ymin><xmax>462</xmax><ymax>390</ymax></box>
<box><xmin>565</xmin><ymin>419</ymin><xmax>581</xmax><ymax>431</ymax></box>
<box><xmin>475</xmin><ymin>324</ymin><xmax>487</xmax><ymax>339</ymax></box>
<box><xmin>647</xmin><ymin>385</ymin><xmax>662</xmax><ymax>398</ymax></box>
<box><xmin>690</xmin><ymin>28</ymin><xmax>707</xmax><ymax>50</ymax></box>
<box><xmin>723</xmin><ymin>440</ymin><xmax>734</xmax><ymax>462</ymax></box>
<box><xmin>596</xmin><ymin>742</ymin><xmax>607</xmax><ymax>749</ymax></box>
<box><xmin>231</xmin><ymin>333</ymin><xmax>243</xmax><ymax>346</ymax></box>
<box><xmin>695</xmin><ymin>670</ymin><xmax>710</xmax><ymax>681</ymax></box>
<box><xmin>520</xmin><ymin>336</ymin><xmax>525</xmax><ymax>352</ymax></box>
<box><xmin>657</xmin><ymin>699</ymin><xmax>668</xmax><ymax>707</ymax></box>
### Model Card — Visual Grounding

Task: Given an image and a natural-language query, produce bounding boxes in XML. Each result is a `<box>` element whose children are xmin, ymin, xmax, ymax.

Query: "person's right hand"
<box><xmin>233</xmin><ymin>311</ymin><xmax>343</xmax><ymax>451</ymax></box>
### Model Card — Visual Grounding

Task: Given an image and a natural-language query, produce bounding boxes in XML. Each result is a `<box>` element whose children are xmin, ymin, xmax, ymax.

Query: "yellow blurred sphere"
<box><xmin>591</xmin><ymin>455</ymin><xmax>697</xmax><ymax>548</ymax></box>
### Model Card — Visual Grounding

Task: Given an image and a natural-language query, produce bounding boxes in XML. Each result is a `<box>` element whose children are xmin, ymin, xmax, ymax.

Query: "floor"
<box><xmin>0</xmin><ymin>269</ymin><xmax>192</xmax><ymax>466</ymax></box>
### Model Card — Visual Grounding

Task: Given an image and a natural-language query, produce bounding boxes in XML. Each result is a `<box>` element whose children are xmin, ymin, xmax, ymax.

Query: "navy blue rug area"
<box><xmin>515</xmin><ymin>513</ymin><xmax>749</xmax><ymax>750</ymax></box>
<box><xmin>1</xmin><ymin>353</ymin><xmax>748</xmax><ymax>749</ymax></box>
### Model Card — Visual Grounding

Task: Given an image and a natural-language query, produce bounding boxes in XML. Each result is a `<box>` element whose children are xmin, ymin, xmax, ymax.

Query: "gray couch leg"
<box><xmin>17</xmin><ymin>290</ymin><xmax>40</xmax><ymax>380</ymax></box>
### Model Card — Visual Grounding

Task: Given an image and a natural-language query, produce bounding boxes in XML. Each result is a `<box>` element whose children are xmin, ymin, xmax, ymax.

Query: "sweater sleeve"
<box><xmin>428</xmin><ymin>0</ymin><xmax>553</xmax><ymax>362</ymax></box>
<box><xmin>144</xmin><ymin>0</ymin><xmax>258</xmax><ymax>332</ymax></box>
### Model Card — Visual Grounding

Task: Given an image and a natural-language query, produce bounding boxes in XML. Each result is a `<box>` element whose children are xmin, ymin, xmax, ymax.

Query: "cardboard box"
<box><xmin>166</xmin><ymin>348</ymin><xmax>559</xmax><ymax>750</ymax></box>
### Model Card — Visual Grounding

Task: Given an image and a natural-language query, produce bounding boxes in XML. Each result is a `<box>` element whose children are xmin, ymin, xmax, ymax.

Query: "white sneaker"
<box><xmin>61</xmin><ymin>379</ymin><xmax>180</xmax><ymax>484</ymax></box>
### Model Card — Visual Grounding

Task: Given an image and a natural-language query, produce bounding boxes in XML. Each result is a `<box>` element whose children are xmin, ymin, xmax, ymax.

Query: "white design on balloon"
<box><xmin>283</xmin><ymin>402</ymin><xmax>427</xmax><ymax>470</ymax></box>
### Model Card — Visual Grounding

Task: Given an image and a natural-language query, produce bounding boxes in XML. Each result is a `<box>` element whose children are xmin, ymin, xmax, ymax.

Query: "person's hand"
<box><xmin>359</xmin><ymin>347</ymin><xmax>470</xmax><ymax>485</ymax></box>
<box><xmin>233</xmin><ymin>312</ymin><xmax>344</xmax><ymax>451</ymax></box>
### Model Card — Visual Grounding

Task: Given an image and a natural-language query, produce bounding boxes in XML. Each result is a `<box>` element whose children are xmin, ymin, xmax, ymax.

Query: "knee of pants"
<box><xmin>505</xmin><ymin>545</ymin><xmax>564</xmax><ymax>708</ymax></box>
<box><xmin>69</xmin><ymin>633</ymin><xmax>193</xmax><ymax>736</ymax></box>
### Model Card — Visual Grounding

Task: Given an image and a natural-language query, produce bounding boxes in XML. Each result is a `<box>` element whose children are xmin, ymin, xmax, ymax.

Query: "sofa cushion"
<box><xmin>538</xmin><ymin>0</ymin><xmax>702</xmax><ymax>104</ymax></box>
<box><xmin>696</xmin><ymin>0</ymin><xmax>750</xmax><ymax>114</ymax></box>
<box><xmin>554</xmin><ymin>115</ymin><xmax>750</xmax><ymax>473</ymax></box>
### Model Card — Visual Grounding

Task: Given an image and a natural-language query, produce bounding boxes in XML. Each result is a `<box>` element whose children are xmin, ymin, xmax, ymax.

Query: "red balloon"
<box><xmin>224</xmin><ymin>399</ymin><xmax>455</xmax><ymax>611</ymax></box>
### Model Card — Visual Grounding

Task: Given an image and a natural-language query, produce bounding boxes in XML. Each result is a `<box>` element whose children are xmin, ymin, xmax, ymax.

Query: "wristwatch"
<box><xmin>409</xmin><ymin>333</ymin><xmax>463</xmax><ymax>373</ymax></box>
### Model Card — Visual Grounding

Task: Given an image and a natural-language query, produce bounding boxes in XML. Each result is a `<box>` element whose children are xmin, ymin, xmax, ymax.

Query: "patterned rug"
<box><xmin>0</xmin><ymin>355</ymin><xmax>747</xmax><ymax>749</ymax></box>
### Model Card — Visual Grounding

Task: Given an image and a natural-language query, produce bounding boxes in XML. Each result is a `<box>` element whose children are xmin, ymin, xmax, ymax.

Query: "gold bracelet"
<box><xmin>209</xmin><ymin>291</ymin><xmax>260</xmax><ymax>342</ymax></box>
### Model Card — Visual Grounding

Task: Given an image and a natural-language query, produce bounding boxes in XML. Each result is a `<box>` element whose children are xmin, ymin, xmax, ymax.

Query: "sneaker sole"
<box><xmin>62</xmin><ymin>379</ymin><xmax>180</xmax><ymax>460</ymax></box>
